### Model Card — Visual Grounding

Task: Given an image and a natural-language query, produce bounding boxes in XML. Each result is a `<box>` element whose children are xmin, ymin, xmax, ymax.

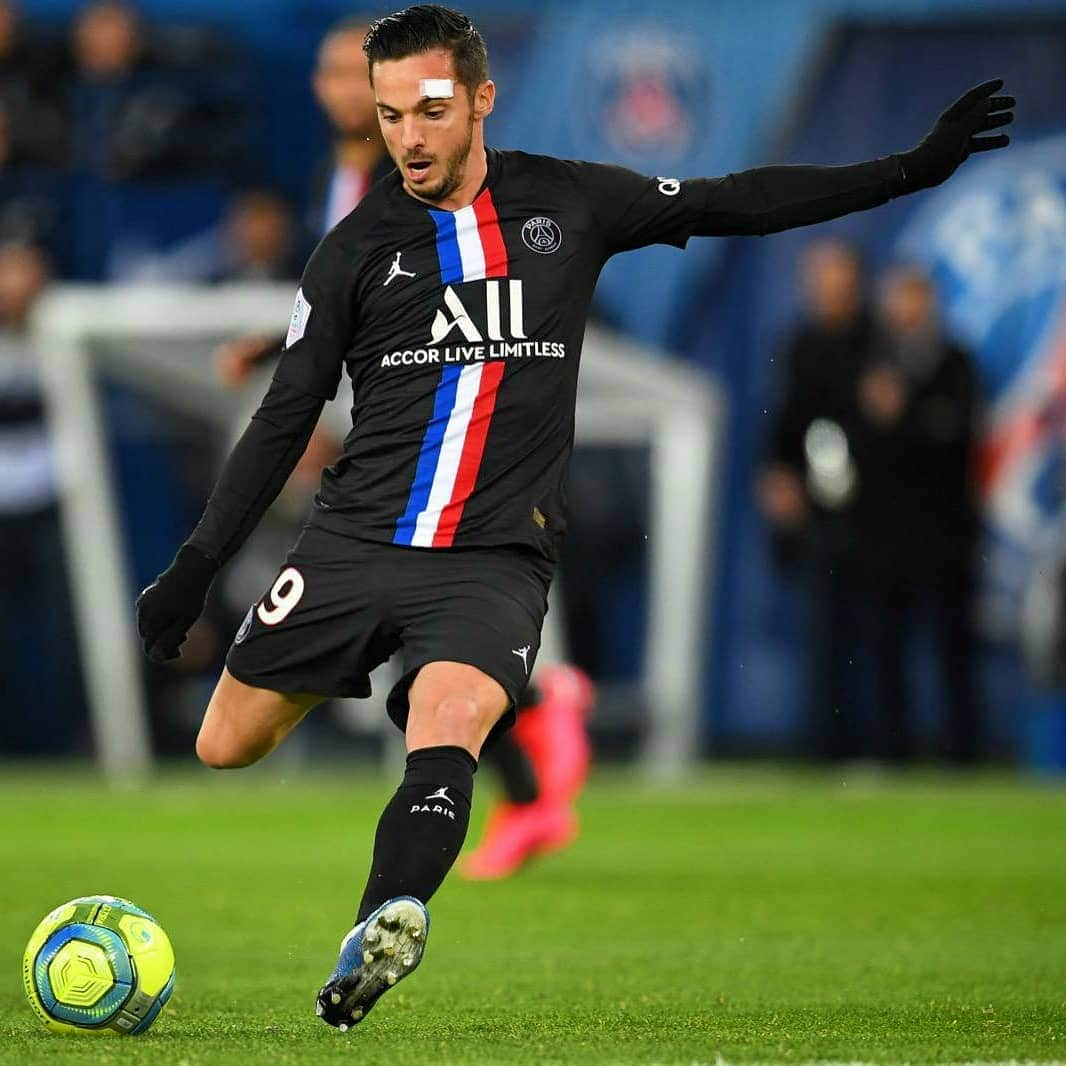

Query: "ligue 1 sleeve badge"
<box><xmin>521</xmin><ymin>217</ymin><xmax>562</xmax><ymax>254</ymax></box>
<box><xmin>233</xmin><ymin>605</ymin><xmax>254</xmax><ymax>645</ymax></box>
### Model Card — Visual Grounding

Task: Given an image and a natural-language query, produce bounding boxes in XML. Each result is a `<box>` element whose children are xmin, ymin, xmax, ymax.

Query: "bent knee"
<box><xmin>195</xmin><ymin>728</ymin><xmax>262</xmax><ymax>770</ymax></box>
<box><xmin>412</xmin><ymin>695</ymin><xmax>496</xmax><ymax>750</ymax></box>
<box><xmin>431</xmin><ymin>695</ymin><xmax>482</xmax><ymax>731</ymax></box>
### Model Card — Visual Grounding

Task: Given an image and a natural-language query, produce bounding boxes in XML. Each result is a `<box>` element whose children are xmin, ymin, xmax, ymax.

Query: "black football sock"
<box><xmin>483</xmin><ymin>731</ymin><xmax>539</xmax><ymax>805</ymax></box>
<box><xmin>355</xmin><ymin>745</ymin><xmax>477</xmax><ymax>923</ymax></box>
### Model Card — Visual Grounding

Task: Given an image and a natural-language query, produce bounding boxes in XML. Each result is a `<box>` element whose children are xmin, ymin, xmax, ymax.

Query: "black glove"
<box><xmin>135</xmin><ymin>545</ymin><xmax>218</xmax><ymax>663</ymax></box>
<box><xmin>897</xmin><ymin>78</ymin><xmax>1015</xmax><ymax>193</ymax></box>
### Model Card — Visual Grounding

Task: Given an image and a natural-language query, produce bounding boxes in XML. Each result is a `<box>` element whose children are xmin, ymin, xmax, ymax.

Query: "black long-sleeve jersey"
<box><xmin>190</xmin><ymin>147</ymin><xmax>909</xmax><ymax>565</ymax></box>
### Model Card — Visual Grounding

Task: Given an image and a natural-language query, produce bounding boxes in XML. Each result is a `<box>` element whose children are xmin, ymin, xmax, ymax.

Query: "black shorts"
<box><xmin>225</xmin><ymin>524</ymin><xmax>554</xmax><ymax>734</ymax></box>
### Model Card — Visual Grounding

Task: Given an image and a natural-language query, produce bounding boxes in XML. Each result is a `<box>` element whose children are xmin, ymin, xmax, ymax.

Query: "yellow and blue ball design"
<box><xmin>22</xmin><ymin>895</ymin><xmax>175</xmax><ymax>1035</ymax></box>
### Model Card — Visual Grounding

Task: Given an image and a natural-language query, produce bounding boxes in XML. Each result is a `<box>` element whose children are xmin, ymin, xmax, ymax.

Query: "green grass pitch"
<box><xmin>1</xmin><ymin>765</ymin><xmax>1064</xmax><ymax>1064</ymax></box>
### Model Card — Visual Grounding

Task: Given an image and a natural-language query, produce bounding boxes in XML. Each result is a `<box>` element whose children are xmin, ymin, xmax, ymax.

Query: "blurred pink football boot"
<box><xmin>460</xmin><ymin>664</ymin><xmax>593</xmax><ymax>880</ymax></box>
<box><xmin>513</xmin><ymin>663</ymin><xmax>594</xmax><ymax>804</ymax></box>
<box><xmin>459</xmin><ymin>800</ymin><xmax>578</xmax><ymax>880</ymax></box>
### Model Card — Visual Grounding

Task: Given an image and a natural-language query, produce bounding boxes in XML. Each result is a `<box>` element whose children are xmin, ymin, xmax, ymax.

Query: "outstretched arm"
<box><xmin>586</xmin><ymin>80</ymin><xmax>1015</xmax><ymax>252</ymax></box>
<box><xmin>698</xmin><ymin>79</ymin><xmax>1014</xmax><ymax>237</ymax></box>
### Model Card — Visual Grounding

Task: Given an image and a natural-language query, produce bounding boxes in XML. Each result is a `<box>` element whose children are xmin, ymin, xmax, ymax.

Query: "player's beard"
<box><xmin>409</xmin><ymin>119</ymin><xmax>475</xmax><ymax>203</ymax></box>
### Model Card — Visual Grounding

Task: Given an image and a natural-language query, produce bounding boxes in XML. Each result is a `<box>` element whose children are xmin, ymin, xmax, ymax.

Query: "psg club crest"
<box><xmin>896</xmin><ymin>134</ymin><xmax>1066</xmax><ymax>638</ymax></box>
<box><xmin>522</xmin><ymin>217</ymin><xmax>562</xmax><ymax>254</ymax></box>
<box><xmin>578</xmin><ymin>25</ymin><xmax>709</xmax><ymax>166</ymax></box>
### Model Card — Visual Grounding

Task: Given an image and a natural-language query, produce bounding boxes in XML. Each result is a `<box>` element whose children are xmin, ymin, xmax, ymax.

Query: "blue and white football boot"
<box><xmin>316</xmin><ymin>896</ymin><xmax>430</xmax><ymax>1030</ymax></box>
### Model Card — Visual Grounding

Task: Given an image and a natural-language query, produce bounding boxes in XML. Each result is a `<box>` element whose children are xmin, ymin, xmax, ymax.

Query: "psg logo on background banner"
<box><xmin>578</xmin><ymin>25</ymin><xmax>711</xmax><ymax>166</ymax></box>
<box><xmin>897</xmin><ymin>135</ymin><xmax>1066</xmax><ymax>639</ymax></box>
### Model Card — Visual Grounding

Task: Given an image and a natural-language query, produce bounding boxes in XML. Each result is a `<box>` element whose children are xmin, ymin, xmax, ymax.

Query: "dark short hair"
<box><xmin>363</xmin><ymin>5</ymin><xmax>488</xmax><ymax>95</ymax></box>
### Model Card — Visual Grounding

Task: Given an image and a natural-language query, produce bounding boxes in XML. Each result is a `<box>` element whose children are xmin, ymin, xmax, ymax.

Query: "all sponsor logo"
<box><xmin>380</xmin><ymin>281</ymin><xmax>568</xmax><ymax>368</ymax></box>
<box><xmin>431</xmin><ymin>281</ymin><xmax>526</xmax><ymax>344</ymax></box>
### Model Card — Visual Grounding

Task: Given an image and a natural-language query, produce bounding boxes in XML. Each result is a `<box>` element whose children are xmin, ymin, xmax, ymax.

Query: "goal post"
<box><xmin>32</xmin><ymin>283</ymin><xmax>725</xmax><ymax>778</ymax></box>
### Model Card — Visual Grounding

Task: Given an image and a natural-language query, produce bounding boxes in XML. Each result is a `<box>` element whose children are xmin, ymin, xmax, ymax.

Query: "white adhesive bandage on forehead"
<box><xmin>419</xmin><ymin>78</ymin><xmax>454</xmax><ymax>99</ymax></box>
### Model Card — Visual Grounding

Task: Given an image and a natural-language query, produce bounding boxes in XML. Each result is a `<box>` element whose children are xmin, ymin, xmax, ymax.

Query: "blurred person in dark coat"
<box><xmin>0</xmin><ymin>1</ymin><xmax>68</xmax><ymax>169</ymax></box>
<box><xmin>760</xmin><ymin>244</ymin><xmax>981</xmax><ymax>763</ymax></box>
<box><xmin>67</xmin><ymin>0</ymin><xmax>246</xmax><ymax>189</ymax></box>
<box><xmin>860</xmin><ymin>265</ymin><xmax>981</xmax><ymax>763</ymax></box>
<box><xmin>0</xmin><ymin>1</ymin><xmax>69</xmax><ymax>264</ymax></box>
<box><xmin>0</xmin><ymin>242</ymin><xmax>86</xmax><ymax>753</ymax></box>
<box><xmin>68</xmin><ymin>0</ymin><xmax>148</xmax><ymax>178</ymax></box>
<box><xmin>758</xmin><ymin>237</ymin><xmax>876</xmax><ymax>761</ymax></box>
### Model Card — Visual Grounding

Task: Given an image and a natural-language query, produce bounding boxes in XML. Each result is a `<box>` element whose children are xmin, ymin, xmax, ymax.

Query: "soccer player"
<box><xmin>136</xmin><ymin>3</ymin><xmax>1014</xmax><ymax>1029</ymax></box>
<box><xmin>214</xmin><ymin>12</ymin><xmax>594</xmax><ymax>878</ymax></box>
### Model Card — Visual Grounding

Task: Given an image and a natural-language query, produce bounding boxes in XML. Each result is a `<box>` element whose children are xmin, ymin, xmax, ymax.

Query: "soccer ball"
<box><xmin>22</xmin><ymin>895</ymin><xmax>175</xmax><ymax>1035</ymax></box>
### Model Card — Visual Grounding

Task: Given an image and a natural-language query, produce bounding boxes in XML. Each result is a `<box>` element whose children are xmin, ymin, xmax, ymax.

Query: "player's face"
<box><xmin>313</xmin><ymin>28</ymin><xmax>377</xmax><ymax>139</ymax></box>
<box><xmin>372</xmin><ymin>49</ymin><xmax>494</xmax><ymax>203</ymax></box>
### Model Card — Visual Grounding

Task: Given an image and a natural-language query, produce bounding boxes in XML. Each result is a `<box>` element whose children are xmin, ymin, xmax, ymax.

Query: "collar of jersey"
<box><xmin>392</xmin><ymin>147</ymin><xmax>500</xmax><ymax>215</ymax></box>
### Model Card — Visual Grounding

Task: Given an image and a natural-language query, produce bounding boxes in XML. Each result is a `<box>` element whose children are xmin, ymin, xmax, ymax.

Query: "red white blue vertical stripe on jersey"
<box><xmin>393</xmin><ymin>189</ymin><xmax>509</xmax><ymax>548</ymax></box>
<box><xmin>429</xmin><ymin>187</ymin><xmax>508</xmax><ymax>284</ymax></box>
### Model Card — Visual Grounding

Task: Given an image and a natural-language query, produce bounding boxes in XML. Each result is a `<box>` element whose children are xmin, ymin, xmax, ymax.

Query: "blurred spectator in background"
<box><xmin>759</xmin><ymin>237</ymin><xmax>875</xmax><ymax>761</ymax></box>
<box><xmin>72</xmin><ymin>0</ymin><xmax>141</xmax><ymax>82</ymax></box>
<box><xmin>0</xmin><ymin>241</ymin><xmax>86</xmax><ymax>754</ymax></box>
<box><xmin>864</xmin><ymin>265</ymin><xmax>981</xmax><ymax>763</ymax></box>
<box><xmin>309</xmin><ymin>13</ymin><xmax>391</xmax><ymax>235</ymax></box>
<box><xmin>69</xmin><ymin>0</ymin><xmax>150</xmax><ymax>179</ymax></box>
<box><xmin>0</xmin><ymin>1</ymin><xmax>68</xmax><ymax>169</ymax></box>
<box><xmin>211</xmin><ymin>187</ymin><xmax>301</xmax><ymax>282</ymax></box>
<box><xmin>68</xmin><ymin>0</ymin><xmax>251</xmax><ymax>185</ymax></box>
<box><xmin>0</xmin><ymin>2</ymin><xmax>68</xmax><ymax>260</ymax></box>
<box><xmin>112</xmin><ymin>186</ymin><xmax>301</xmax><ymax>283</ymax></box>
<box><xmin>760</xmin><ymin>243</ymin><xmax>982</xmax><ymax>764</ymax></box>
<box><xmin>216</xmin><ymin>15</ymin><xmax>390</xmax><ymax>387</ymax></box>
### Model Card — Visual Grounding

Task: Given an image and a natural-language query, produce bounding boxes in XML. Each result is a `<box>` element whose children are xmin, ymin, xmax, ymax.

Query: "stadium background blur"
<box><xmin>1</xmin><ymin>0</ymin><xmax>1064</xmax><ymax>772</ymax></box>
<box><xmin>3</xmin><ymin>3</ymin><xmax>1065</xmax><ymax>1062</ymax></box>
